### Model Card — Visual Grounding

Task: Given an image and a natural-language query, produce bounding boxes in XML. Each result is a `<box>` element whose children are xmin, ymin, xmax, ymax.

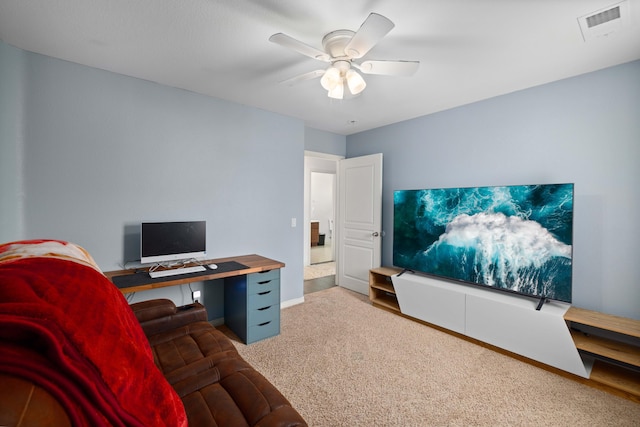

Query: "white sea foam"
<box><xmin>433</xmin><ymin>212</ymin><xmax>571</xmax><ymax>267</ymax></box>
<box><xmin>423</xmin><ymin>212</ymin><xmax>572</xmax><ymax>291</ymax></box>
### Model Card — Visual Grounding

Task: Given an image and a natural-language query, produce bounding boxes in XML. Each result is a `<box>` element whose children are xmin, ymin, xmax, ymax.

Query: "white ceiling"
<box><xmin>1</xmin><ymin>0</ymin><xmax>638</xmax><ymax>135</ymax></box>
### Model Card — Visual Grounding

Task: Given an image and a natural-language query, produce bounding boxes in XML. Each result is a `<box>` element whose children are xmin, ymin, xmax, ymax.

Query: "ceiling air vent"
<box><xmin>578</xmin><ymin>1</ymin><xmax>630</xmax><ymax>41</ymax></box>
<box><xmin>586</xmin><ymin>6</ymin><xmax>621</xmax><ymax>27</ymax></box>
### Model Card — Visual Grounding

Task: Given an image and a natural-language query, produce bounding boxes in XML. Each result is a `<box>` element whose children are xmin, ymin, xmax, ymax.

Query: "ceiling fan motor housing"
<box><xmin>322</xmin><ymin>30</ymin><xmax>356</xmax><ymax>59</ymax></box>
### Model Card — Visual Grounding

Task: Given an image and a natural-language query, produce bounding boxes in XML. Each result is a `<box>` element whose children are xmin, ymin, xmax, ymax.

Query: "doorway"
<box><xmin>304</xmin><ymin>152</ymin><xmax>341</xmax><ymax>293</ymax></box>
<box><xmin>310</xmin><ymin>171</ymin><xmax>335</xmax><ymax>265</ymax></box>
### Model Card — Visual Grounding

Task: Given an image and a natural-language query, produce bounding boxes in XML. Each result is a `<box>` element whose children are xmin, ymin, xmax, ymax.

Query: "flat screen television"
<box><xmin>140</xmin><ymin>221</ymin><xmax>206</xmax><ymax>264</ymax></box>
<box><xmin>393</xmin><ymin>183</ymin><xmax>574</xmax><ymax>304</ymax></box>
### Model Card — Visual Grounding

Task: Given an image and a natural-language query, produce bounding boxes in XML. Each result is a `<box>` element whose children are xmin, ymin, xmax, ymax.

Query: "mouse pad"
<box><xmin>112</xmin><ymin>261</ymin><xmax>249</xmax><ymax>289</ymax></box>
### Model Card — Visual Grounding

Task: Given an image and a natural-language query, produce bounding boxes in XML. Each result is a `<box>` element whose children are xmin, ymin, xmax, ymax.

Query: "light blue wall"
<box><xmin>4</xmin><ymin>39</ymin><xmax>637</xmax><ymax>319</ymax></box>
<box><xmin>304</xmin><ymin>127</ymin><xmax>346</xmax><ymax>156</ymax></box>
<box><xmin>1</xmin><ymin>43</ymin><xmax>306</xmax><ymax>316</ymax></box>
<box><xmin>0</xmin><ymin>42</ymin><xmax>25</xmax><ymax>242</ymax></box>
<box><xmin>347</xmin><ymin>60</ymin><xmax>640</xmax><ymax>319</ymax></box>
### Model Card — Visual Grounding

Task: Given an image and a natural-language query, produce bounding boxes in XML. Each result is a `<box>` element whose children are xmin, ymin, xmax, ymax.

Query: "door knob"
<box><xmin>372</xmin><ymin>232</ymin><xmax>379</xmax><ymax>237</ymax></box>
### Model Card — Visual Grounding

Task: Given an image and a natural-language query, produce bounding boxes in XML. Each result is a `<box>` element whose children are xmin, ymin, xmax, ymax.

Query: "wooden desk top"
<box><xmin>104</xmin><ymin>254</ymin><xmax>285</xmax><ymax>294</ymax></box>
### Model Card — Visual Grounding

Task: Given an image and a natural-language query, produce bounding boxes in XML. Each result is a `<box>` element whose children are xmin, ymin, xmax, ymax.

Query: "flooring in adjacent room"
<box><xmin>304</xmin><ymin>238</ymin><xmax>336</xmax><ymax>295</ymax></box>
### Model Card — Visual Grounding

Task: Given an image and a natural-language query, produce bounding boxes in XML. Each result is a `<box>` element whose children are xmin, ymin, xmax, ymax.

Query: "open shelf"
<box><xmin>589</xmin><ymin>361</ymin><xmax>640</xmax><ymax>398</ymax></box>
<box><xmin>369</xmin><ymin>267</ymin><xmax>402</xmax><ymax>313</ymax></box>
<box><xmin>564</xmin><ymin>306</ymin><xmax>640</xmax><ymax>401</ymax></box>
<box><xmin>570</xmin><ymin>329</ymin><xmax>640</xmax><ymax>367</ymax></box>
<box><xmin>565</xmin><ymin>306</ymin><xmax>640</xmax><ymax>338</ymax></box>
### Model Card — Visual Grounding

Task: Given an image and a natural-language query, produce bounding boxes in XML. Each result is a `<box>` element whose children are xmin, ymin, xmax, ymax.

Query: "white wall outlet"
<box><xmin>192</xmin><ymin>290</ymin><xmax>201</xmax><ymax>302</ymax></box>
<box><xmin>291</xmin><ymin>218</ymin><xmax>297</xmax><ymax>227</ymax></box>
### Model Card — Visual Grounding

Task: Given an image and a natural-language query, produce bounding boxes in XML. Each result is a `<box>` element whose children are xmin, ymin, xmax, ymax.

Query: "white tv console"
<box><xmin>368</xmin><ymin>267</ymin><xmax>640</xmax><ymax>402</ymax></box>
<box><xmin>392</xmin><ymin>271</ymin><xmax>589</xmax><ymax>377</ymax></box>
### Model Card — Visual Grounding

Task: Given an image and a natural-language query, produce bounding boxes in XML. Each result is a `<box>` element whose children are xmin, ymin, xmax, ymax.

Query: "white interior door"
<box><xmin>337</xmin><ymin>153</ymin><xmax>382</xmax><ymax>294</ymax></box>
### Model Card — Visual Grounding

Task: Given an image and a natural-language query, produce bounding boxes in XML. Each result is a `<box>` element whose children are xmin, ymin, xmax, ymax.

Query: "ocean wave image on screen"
<box><xmin>393</xmin><ymin>184</ymin><xmax>573</xmax><ymax>303</ymax></box>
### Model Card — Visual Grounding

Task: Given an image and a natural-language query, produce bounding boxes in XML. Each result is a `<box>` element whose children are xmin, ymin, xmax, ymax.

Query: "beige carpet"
<box><xmin>304</xmin><ymin>262</ymin><xmax>335</xmax><ymax>280</ymax></box>
<box><xmin>232</xmin><ymin>287</ymin><xmax>640</xmax><ymax>426</ymax></box>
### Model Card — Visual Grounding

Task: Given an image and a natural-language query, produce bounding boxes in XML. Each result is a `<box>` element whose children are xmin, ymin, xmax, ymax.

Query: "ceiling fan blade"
<box><xmin>269</xmin><ymin>33</ymin><xmax>330</xmax><ymax>62</ymax></box>
<box><xmin>280</xmin><ymin>69</ymin><xmax>325</xmax><ymax>86</ymax></box>
<box><xmin>344</xmin><ymin>13</ymin><xmax>395</xmax><ymax>59</ymax></box>
<box><xmin>356</xmin><ymin>60</ymin><xmax>420</xmax><ymax>76</ymax></box>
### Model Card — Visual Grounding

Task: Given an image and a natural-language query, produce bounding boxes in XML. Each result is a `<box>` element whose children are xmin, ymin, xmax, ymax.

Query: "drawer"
<box><xmin>248</xmin><ymin>303</ymin><xmax>279</xmax><ymax>326</ymax></box>
<box><xmin>247</xmin><ymin>269</ymin><xmax>280</xmax><ymax>287</ymax></box>
<box><xmin>249</xmin><ymin>287</ymin><xmax>280</xmax><ymax>309</ymax></box>
<box><xmin>248</xmin><ymin>278</ymin><xmax>279</xmax><ymax>295</ymax></box>
<box><xmin>247</xmin><ymin>317</ymin><xmax>280</xmax><ymax>344</ymax></box>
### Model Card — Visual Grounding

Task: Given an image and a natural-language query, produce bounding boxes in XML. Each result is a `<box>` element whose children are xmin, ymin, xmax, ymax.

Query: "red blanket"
<box><xmin>0</xmin><ymin>240</ymin><xmax>187</xmax><ymax>426</ymax></box>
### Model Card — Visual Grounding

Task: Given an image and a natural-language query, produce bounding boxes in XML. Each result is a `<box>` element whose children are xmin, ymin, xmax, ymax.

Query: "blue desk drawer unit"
<box><xmin>224</xmin><ymin>269</ymin><xmax>281</xmax><ymax>344</ymax></box>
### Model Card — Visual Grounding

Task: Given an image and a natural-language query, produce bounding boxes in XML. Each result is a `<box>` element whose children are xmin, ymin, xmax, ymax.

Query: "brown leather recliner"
<box><xmin>0</xmin><ymin>299</ymin><xmax>306</xmax><ymax>427</ymax></box>
<box><xmin>130</xmin><ymin>298</ymin><xmax>307</xmax><ymax>427</ymax></box>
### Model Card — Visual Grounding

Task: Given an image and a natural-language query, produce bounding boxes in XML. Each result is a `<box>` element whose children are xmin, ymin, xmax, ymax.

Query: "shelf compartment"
<box><xmin>589</xmin><ymin>360</ymin><xmax>640</xmax><ymax>398</ymax></box>
<box><xmin>565</xmin><ymin>307</ymin><xmax>640</xmax><ymax>338</ymax></box>
<box><xmin>370</xmin><ymin>281</ymin><xmax>395</xmax><ymax>294</ymax></box>
<box><xmin>371</xmin><ymin>293</ymin><xmax>401</xmax><ymax>312</ymax></box>
<box><xmin>370</xmin><ymin>266</ymin><xmax>403</xmax><ymax>279</ymax></box>
<box><xmin>571</xmin><ymin>329</ymin><xmax>640</xmax><ymax>368</ymax></box>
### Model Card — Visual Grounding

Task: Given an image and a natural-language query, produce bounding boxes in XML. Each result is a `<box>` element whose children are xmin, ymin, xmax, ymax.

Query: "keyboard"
<box><xmin>149</xmin><ymin>265</ymin><xmax>206</xmax><ymax>279</ymax></box>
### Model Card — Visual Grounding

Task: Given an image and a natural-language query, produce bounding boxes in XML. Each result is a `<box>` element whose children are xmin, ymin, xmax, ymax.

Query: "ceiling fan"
<box><xmin>269</xmin><ymin>13</ymin><xmax>419</xmax><ymax>100</ymax></box>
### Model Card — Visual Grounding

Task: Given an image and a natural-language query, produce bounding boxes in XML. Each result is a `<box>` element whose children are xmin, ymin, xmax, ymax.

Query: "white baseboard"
<box><xmin>282</xmin><ymin>296</ymin><xmax>305</xmax><ymax>309</ymax></box>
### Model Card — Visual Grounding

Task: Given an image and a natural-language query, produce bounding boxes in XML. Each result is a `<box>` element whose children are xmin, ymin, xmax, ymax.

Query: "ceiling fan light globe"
<box><xmin>346</xmin><ymin>69</ymin><xmax>366</xmax><ymax>95</ymax></box>
<box><xmin>320</xmin><ymin>67</ymin><xmax>341</xmax><ymax>91</ymax></box>
<box><xmin>327</xmin><ymin>81</ymin><xmax>344</xmax><ymax>99</ymax></box>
